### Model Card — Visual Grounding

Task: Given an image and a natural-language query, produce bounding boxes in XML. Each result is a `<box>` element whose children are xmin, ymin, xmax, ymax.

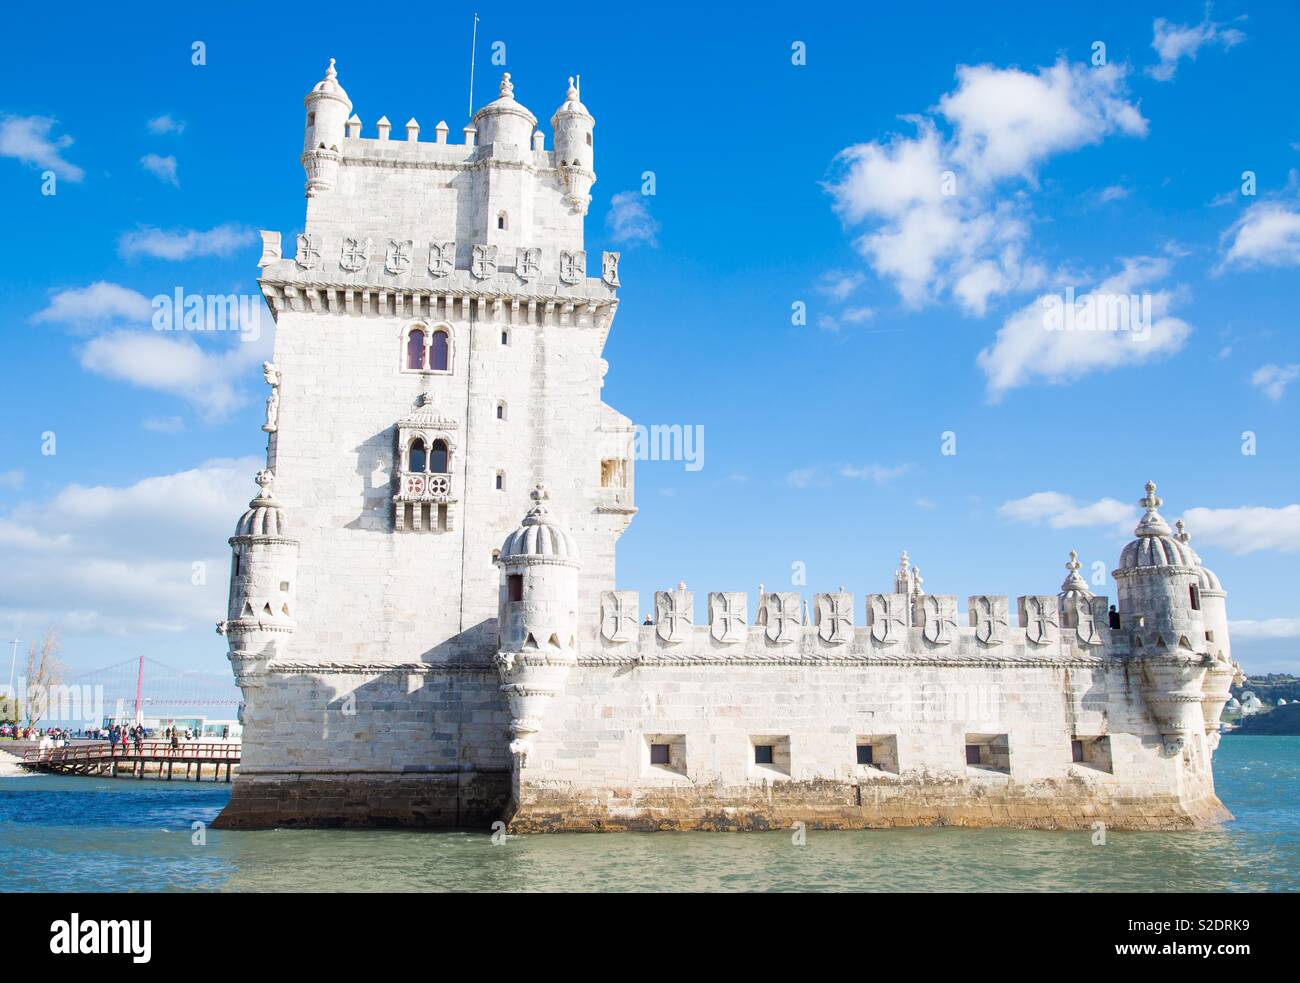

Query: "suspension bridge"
<box><xmin>46</xmin><ymin>656</ymin><xmax>243</xmax><ymax>727</ymax></box>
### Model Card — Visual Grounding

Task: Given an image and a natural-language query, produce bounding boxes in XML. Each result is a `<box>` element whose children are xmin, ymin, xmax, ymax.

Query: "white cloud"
<box><xmin>786</xmin><ymin>468</ymin><xmax>817</xmax><ymax>489</ymax></box>
<box><xmin>140</xmin><ymin>153</ymin><xmax>179</xmax><ymax>186</ymax></box>
<box><xmin>31</xmin><ymin>281</ymin><xmax>153</xmax><ymax>331</ymax></box>
<box><xmin>0</xmin><ymin>470</ymin><xmax>24</xmax><ymax>491</ymax></box>
<box><xmin>841</xmin><ymin>306</ymin><xmax>876</xmax><ymax>324</ymax></box>
<box><xmin>81</xmin><ymin>328</ymin><xmax>270</xmax><ymax>419</ymax></box>
<box><xmin>0</xmin><ymin>114</ymin><xmax>84</xmax><ymax>181</ymax></box>
<box><xmin>827</xmin><ymin>59</ymin><xmax>1143</xmax><ymax>313</ymax></box>
<box><xmin>118</xmin><ymin>223</ymin><xmax>256</xmax><ymax>261</ymax></box>
<box><xmin>1097</xmin><ymin>184</ymin><xmax>1131</xmax><ymax>203</ymax></box>
<box><xmin>1218</xmin><ymin>201</ymin><xmax>1300</xmax><ymax>270</ymax></box>
<box><xmin>1251</xmin><ymin>363</ymin><xmax>1300</xmax><ymax>401</ymax></box>
<box><xmin>147</xmin><ymin>114</ymin><xmax>186</xmax><ymax>135</ymax></box>
<box><xmin>999</xmin><ymin>491</ymin><xmax>1134</xmax><ymax>531</ymax></box>
<box><xmin>1182</xmin><ymin>505</ymin><xmax>1300</xmax><ymax>554</ymax></box>
<box><xmin>604</xmin><ymin>191</ymin><xmax>659</xmax><ymax>247</ymax></box>
<box><xmin>976</xmin><ymin>256</ymin><xmax>1191</xmax><ymax>400</ymax></box>
<box><xmin>1148</xmin><ymin>15</ymin><xmax>1246</xmax><ymax>82</ymax></box>
<box><xmin>143</xmin><ymin>415</ymin><xmax>185</xmax><ymax>433</ymax></box>
<box><xmin>839</xmin><ymin>462</ymin><xmax>912</xmax><ymax>484</ymax></box>
<box><xmin>1229</xmin><ymin>618</ymin><xmax>1300</xmax><ymax>639</ymax></box>
<box><xmin>0</xmin><ymin>458</ymin><xmax>260</xmax><ymax>637</ymax></box>
<box><xmin>940</xmin><ymin>62</ymin><xmax>1147</xmax><ymax>184</ymax></box>
<box><xmin>816</xmin><ymin>270</ymin><xmax>865</xmax><ymax>301</ymax></box>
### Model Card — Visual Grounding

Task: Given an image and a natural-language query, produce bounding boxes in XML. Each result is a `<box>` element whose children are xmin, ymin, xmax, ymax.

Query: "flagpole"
<box><xmin>467</xmin><ymin>13</ymin><xmax>480</xmax><ymax>120</ymax></box>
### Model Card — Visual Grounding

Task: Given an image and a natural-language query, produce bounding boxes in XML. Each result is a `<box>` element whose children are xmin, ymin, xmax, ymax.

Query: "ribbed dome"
<box><xmin>309</xmin><ymin>58</ymin><xmax>350</xmax><ymax>103</ymax></box>
<box><xmin>1118</xmin><ymin>481</ymin><xmax>1199</xmax><ymax>571</ymax></box>
<box><xmin>499</xmin><ymin>484</ymin><xmax>579</xmax><ymax>562</ymax></box>
<box><xmin>553</xmin><ymin>76</ymin><xmax>591</xmax><ymax>119</ymax></box>
<box><xmin>1059</xmin><ymin>550</ymin><xmax>1094</xmax><ymax>599</ymax></box>
<box><xmin>235</xmin><ymin>471</ymin><xmax>288</xmax><ymax>538</ymax></box>
<box><xmin>474</xmin><ymin>73</ymin><xmax>537</xmax><ymax>124</ymax></box>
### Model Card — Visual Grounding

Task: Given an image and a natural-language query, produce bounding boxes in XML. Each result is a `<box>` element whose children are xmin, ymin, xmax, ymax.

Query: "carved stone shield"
<box><xmin>600</xmin><ymin>590</ymin><xmax>638</xmax><ymax>643</ymax></box>
<box><xmin>1019</xmin><ymin>595</ymin><xmax>1059</xmax><ymax>646</ymax></box>
<box><xmin>655</xmin><ymin>587</ymin><xmax>693</xmax><ymax>644</ymax></box>
<box><xmin>602</xmin><ymin>250</ymin><xmax>621</xmax><ymax>287</ymax></box>
<box><xmin>816</xmin><ymin>592</ymin><xmax>853</xmax><ymax>645</ymax></box>
<box><xmin>761</xmin><ymin>592</ymin><xmax>800</xmax><ymax>644</ymax></box>
<box><xmin>471</xmin><ymin>244</ymin><xmax>498</xmax><ymax>279</ymax></box>
<box><xmin>1074</xmin><ymin>596</ymin><xmax>1105</xmax><ymax>646</ymax></box>
<box><xmin>339</xmin><ymin>236</ymin><xmax>370</xmax><ymax>272</ymax></box>
<box><xmin>708</xmin><ymin>592</ymin><xmax>747</xmax><ymax>644</ymax></box>
<box><xmin>516</xmin><ymin>246</ymin><xmax>541</xmax><ymax>280</ymax></box>
<box><xmin>385</xmin><ymin>239</ymin><xmax>413</xmax><ymax>275</ymax></box>
<box><xmin>428</xmin><ymin>241</ymin><xmax>455</xmax><ymax>278</ymax></box>
<box><xmin>920</xmin><ymin>595</ymin><xmax>958</xmax><ymax>645</ymax></box>
<box><xmin>868</xmin><ymin>593</ymin><xmax>908</xmax><ymax>645</ymax></box>
<box><xmin>969</xmin><ymin>595</ymin><xmax>1009</xmax><ymax>646</ymax></box>
<box><xmin>559</xmin><ymin>249</ymin><xmax>586</xmax><ymax>284</ymax></box>
<box><xmin>295</xmin><ymin>233</ymin><xmax>320</xmax><ymax>270</ymax></box>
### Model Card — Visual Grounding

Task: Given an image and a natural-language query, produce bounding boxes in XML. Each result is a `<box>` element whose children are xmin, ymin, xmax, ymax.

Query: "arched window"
<box><xmin>409</xmin><ymin>438</ymin><xmax>427</xmax><ymax>473</ymax></box>
<box><xmin>430</xmin><ymin>439</ymin><xmax>449</xmax><ymax>473</ymax></box>
<box><xmin>496</xmin><ymin>400</ymin><xmax>507</xmax><ymax>420</ymax></box>
<box><xmin>406</xmin><ymin>328</ymin><xmax>425</xmax><ymax>370</ymax></box>
<box><xmin>429</xmin><ymin>329</ymin><xmax>449</xmax><ymax>371</ymax></box>
<box><xmin>497</xmin><ymin>211</ymin><xmax>508</xmax><ymax>230</ymax></box>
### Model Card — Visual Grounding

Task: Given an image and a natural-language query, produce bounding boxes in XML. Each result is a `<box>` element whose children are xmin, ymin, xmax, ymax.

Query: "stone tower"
<box><xmin>494</xmin><ymin>483</ymin><xmax>581</xmax><ymax>817</ymax></box>
<box><xmin>1113</xmin><ymin>481</ymin><xmax>1211</xmax><ymax>753</ymax></box>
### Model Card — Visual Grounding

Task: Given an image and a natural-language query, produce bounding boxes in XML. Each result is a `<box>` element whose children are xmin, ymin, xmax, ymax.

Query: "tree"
<box><xmin>24</xmin><ymin>628</ymin><xmax>64</xmax><ymax>727</ymax></box>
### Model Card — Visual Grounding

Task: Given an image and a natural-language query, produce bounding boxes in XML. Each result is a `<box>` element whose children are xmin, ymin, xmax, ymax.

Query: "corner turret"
<box><xmin>494</xmin><ymin>484</ymin><xmax>581</xmax><ymax>776</ymax></box>
<box><xmin>302</xmin><ymin>58</ymin><xmax>352</xmax><ymax>196</ymax></box>
<box><xmin>551</xmin><ymin>76</ymin><xmax>596</xmax><ymax>214</ymax></box>
<box><xmin>218</xmin><ymin>470</ymin><xmax>300</xmax><ymax>687</ymax></box>
<box><xmin>472</xmin><ymin>73</ymin><xmax>537</xmax><ymax>151</ymax></box>
<box><xmin>1113</xmin><ymin>481</ymin><xmax>1209</xmax><ymax>754</ymax></box>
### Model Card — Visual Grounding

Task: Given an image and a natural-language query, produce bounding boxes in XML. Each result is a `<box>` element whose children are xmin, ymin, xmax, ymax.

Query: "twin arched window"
<box><xmin>408</xmin><ymin>437</ymin><xmax>450</xmax><ymax>474</ymax></box>
<box><xmin>404</xmin><ymin>325</ymin><xmax>451</xmax><ymax>372</ymax></box>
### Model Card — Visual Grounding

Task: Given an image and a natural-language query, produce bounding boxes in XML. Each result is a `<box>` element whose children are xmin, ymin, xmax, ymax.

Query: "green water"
<box><xmin>2</xmin><ymin>736</ymin><xmax>1296</xmax><ymax>891</ymax></box>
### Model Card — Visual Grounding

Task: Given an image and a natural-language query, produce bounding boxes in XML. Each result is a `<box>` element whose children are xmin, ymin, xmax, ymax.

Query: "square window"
<box><xmin>507</xmin><ymin>574</ymin><xmax>523</xmax><ymax>602</ymax></box>
<box><xmin>754</xmin><ymin>744</ymin><xmax>774</xmax><ymax>765</ymax></box>
<box><xmin>649</xmin><ymin>743</ymin><xmax>670</xmax><ymax>765</ymax></box>
<box><xmin>1071</xmin><ymin>739</ymin><xmax>1085</xmax><ymax>763</ymax></box>
<box><xmin>965</xmin><ymin>744</ymin><xmax>981</xmax><ymax>766</ymax></box>
<box><xmin>856</xmin><ymin>744</ymin><xmax>874</xmax><ymax>766</ymax></box>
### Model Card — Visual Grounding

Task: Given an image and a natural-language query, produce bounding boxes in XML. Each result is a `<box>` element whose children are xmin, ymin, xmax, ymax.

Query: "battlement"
<box><xmin>593</xmin><ymin>587</ymin><xmax>1114</xmax><ymax>664</ymax></box>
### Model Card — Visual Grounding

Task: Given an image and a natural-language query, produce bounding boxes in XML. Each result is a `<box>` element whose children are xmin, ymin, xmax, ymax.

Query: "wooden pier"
<box><xmin>22</xmin><ymin>741</ymin><xmax>241</xmax><ymax>782</ymax></box>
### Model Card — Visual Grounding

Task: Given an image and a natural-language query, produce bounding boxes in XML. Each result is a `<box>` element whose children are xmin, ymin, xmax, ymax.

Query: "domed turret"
<box><xmin>472</xmin><ymin>73</ymin><xmax>538</xmax><ymax>151</ymax></box>
<box><xmin>302</xmin><ymin>58</ymin><xmax>352</xmax><ymax>196</ymax></box>
<box><xmin>494</xmin><ymin>484</ymin><xmax>581</xmax><ymax>774</ymax></box>
<box><xmin>219</xmin><ymin>470</ymin><xmax>300</xmax><ymax>685</ymax></box>
<box><xmin>1113</xmin><ymin>481</ymin><xmax>1210</xmax><ymax>754</ymax></box>
<box><xmin>551</xmin><ymin>75</ymin><xmax>595</xmax><ymax>214</ymax></box>
<box><xmin>1114</xmin><ymin>482</ymin><xmax>1206</xmax><ymax>653</ymax></box>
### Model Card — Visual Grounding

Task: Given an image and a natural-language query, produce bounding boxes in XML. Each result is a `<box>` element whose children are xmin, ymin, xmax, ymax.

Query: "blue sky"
<box><xmin>2</xmin><ymin>1</ymin><xmax>1298</xmax><ymax>680</ymax></box>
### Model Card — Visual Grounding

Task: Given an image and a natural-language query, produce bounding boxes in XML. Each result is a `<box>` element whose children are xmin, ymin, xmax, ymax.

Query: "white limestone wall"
<box><xmin>265</xmin><ymin>299</ymin><xmax>621</xmax><ymax>663</ymax></box>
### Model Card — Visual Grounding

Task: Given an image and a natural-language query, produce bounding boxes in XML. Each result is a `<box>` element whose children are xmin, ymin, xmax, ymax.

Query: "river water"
<box><xmin>1</xmin><ymin>736</ymin><xmax>1295</xmax><ymax>891</ymax></box>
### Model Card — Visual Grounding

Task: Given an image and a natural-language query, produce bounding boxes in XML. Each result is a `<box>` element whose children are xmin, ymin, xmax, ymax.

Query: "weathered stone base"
<box><xmin>507</xmin><ymin>779</ymin><xmax>1233</xmax><ymax>833</ymax></box>
<box><xmin>212</xmin><ymin>771</ymin><xmax>510</xmax><ymax>829</ymax></box>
